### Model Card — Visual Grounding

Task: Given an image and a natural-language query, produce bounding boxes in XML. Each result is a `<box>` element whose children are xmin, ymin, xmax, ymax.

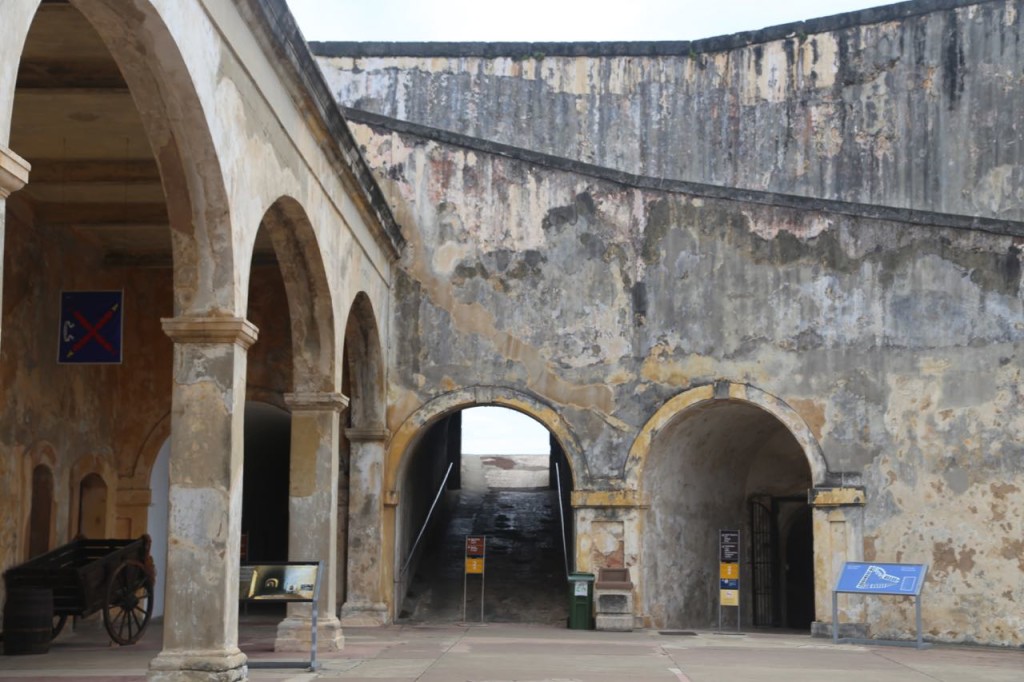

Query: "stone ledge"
<box><xmin>811</xmin><ymin>620</ymin><xmax>870</xmax><ymax>639</ymax></box>
<box><xmin>0</xmin><ymin>145</ymin><xmax>30</xmax><ymax>199</ymax></box>
<box><xmin>571</xmin><ymin>490</ymin><xmax>647</xmax><ymax>508</ymax></box>
<box><xmin>274</xmin><ymin>614</ymin><xmax>344</xmax><ymax>652</ymax></box>
<box><xmin>810</xmin><ymin>486</ymin><xmax>866</xmax><ymax>507</ymax></box>
<box><xmin>595</xmin><ymin>614</ymin><xmax>634</xmax><ymax>632</ymax></box>
<box><xmin>285</xmin><ymin>391</ymin><xmax>349</xmax><ymax>412</ymax></box>
<box><xmin>345</xmin><ymin>427</ymin><xmax>390</xmax><ymax>442</ymax></box>
<box><xmin>340</xmin><ymin>601</ymin><xmax>388</xmax><ymax>626</ymax></box>
<box><xmin>147</xmin><ymin>649</ymin><xmax>247</xmax><ymax>682</ymax></box>
<box><xmin>161</xmin><ymin>316</ymin><xmax>259</xmax><ymax>349</ymax></box>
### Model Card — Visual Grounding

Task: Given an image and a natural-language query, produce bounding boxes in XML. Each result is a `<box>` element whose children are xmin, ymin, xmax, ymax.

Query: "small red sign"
<box><xmin>466</xmin><ymin>536</ymin><xmax>485</xmax><ymax>557</ymax></box>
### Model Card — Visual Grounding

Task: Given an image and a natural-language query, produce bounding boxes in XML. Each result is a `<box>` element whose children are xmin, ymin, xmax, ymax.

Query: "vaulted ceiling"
<box><xmin>10</xmin><ymin>0</ymin><xmax>275</xmax><ymax>267</ymax></box>
<box><xmin>11</xmin><ymin>1</ymin><xmax>170</xmax><ymax>265</ymax></box>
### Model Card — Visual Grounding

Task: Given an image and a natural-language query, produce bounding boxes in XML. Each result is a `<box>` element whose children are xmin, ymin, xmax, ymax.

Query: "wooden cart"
<box><xmin>3</xmin><ymin>535</ymin><xmax>155</xmax><ymax>645</ymax></box>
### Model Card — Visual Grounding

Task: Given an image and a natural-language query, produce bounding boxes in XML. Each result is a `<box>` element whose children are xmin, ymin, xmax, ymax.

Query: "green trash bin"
<box><xmin>567</xmin><ymin>572</ymin><xmax>595</xmax><ymax>629</ymax></box>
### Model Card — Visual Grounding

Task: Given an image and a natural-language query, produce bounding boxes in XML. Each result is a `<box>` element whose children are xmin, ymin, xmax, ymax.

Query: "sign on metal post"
<box><xmin>238</xmin><ymin>561</ymin><xmax>322</xmax><ymax>670</ymax></box>
<box><xmin>718</xmin><ymin>529</ymin><xmax>740</xmax><ymax>631</ymax></box>
<box><xmin>463</xmin><ymin>535</ymin><xmax>486</xmax><ymax>622</ymax></box>
<box><xmin>832</xmin><ymin>562</ymin><xmax>929</xmax><ymax>649</ymax></box>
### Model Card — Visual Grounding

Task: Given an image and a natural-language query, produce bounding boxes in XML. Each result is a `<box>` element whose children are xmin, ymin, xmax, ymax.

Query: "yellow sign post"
<box><xmin>719</xmin><ymin>529</ymin><xmax>740</xmax><ymax>632</ymax></box>
<box><xmin>463</xmin><ymin>536</ymin><xmax>486</xmax><ymax>622</ymax></box>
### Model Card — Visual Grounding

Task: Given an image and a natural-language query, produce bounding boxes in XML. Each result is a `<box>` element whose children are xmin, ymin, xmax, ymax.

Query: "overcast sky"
<box><xmin>285</xmin><ymin>0</ymin><xmax>889</xmax><ymax>43</ymax></box>
<box><xmin>462</xmin><ymin>406</ymin><xmax>550</xmax><ymax>455</ymax></box>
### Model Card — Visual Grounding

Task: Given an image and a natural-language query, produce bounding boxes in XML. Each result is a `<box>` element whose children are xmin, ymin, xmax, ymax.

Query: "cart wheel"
<box><xmin>52</xmin><ymin>613</ymin><xmax>67</xmax><ymax>640</ymax></box>
<box><xmin>103</xmin><ymin>559</ymin><xmax>154</xmax><ymax>645</ymax></box>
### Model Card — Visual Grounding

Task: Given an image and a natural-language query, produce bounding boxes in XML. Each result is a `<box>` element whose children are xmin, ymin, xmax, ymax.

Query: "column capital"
<box><xmin>345</xmin><ymin>426</ymin><xmax>389</xmax><ymax>442</ymax></box>
<box><xmin>161</xmin><ymin>316</ymin><xmax>259</xmax><ymax>349</ymax></box>
<box><xmin>284</xmin><ymin>391</ymin><xmax>349</xmax><ymax>412</ymax></box>
<box><xmin>0</xmin><ymin>145</ymin><xmax>31</xmax><ymax>199</ymax></box>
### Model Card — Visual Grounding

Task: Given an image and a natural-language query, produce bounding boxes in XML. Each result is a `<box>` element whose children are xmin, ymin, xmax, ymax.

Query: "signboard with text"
<box><xmin>463</xmin><ymin>536</ymin><xmax>487</xmax><ymax>622</ymax></box>
<box><xmin>832</xmin><ymin>562</ymin><xmax>929</xmax><ymax>649</ymax></box>
<box><xmin>719</xmin><ymin>529</ymin><xmax>740</xmax><ymax>627</ymax></box>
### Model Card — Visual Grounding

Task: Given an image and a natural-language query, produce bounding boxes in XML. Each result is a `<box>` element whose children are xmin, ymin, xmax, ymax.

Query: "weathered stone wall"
<box><xmin>317</xmin><ymin>0</ymin><xmax>1023</xmax><ymax>221</ymax></box>
<box><xmin>350</xmin><ymin>117</ymin><xmax>1023</xmax><ymax>643</ymax></box>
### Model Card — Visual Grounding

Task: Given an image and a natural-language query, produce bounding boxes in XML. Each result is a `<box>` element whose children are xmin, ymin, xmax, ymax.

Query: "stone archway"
<box><xmin>247</xmin><ymin>196</ymin><xmax>345</xmax><ymax>651</ymax></box>
<box><xmin>630</xmin><ymin>382</ymin><xmax>827</xmax><ymax>630</ymax></box>
<box><xmin>12</xmin><ymin>4</ymin><xmax>248</xmax><ymax>680</ymax></box>
<box><xmin>338</xmin><ymin>293</ymin><xmax>389</xmax><ymax>625</ymax></box>
<box><xmin>384</xmin><ymin>386</ymin><xmax>584</xmax><ymax>623</ymax></box>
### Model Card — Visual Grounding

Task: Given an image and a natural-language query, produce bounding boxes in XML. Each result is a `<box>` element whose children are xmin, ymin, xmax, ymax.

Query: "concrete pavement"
<box><xmin>0</xmin><ymin>616</ymin><xmax>1021</xmax><ymax>681</ymax></box>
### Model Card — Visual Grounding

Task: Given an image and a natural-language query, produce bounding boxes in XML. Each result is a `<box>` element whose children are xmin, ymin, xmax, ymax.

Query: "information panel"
<box><xmin>718</xmin><ymin>529</ymin><xmax>740</xmax><ymax>625</ymax></box>
<box><xmin>832</xmin><ymin>561</ymin><xmax>930</xmax><ymax>649</ymax></box>
<box><xmin>241</xmin><ymin>564</ymin><xmax>318</xmax><ymax>601</ymax></box>
<box><xmin>835</xmin><ymin>562</ymin><xmax>927</xmax><ymax>596</ymax></box>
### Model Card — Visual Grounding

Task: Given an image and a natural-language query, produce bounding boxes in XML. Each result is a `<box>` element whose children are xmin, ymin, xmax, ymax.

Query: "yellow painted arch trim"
<box><xmin>385</xmin><ymin>386</ymin><xmax>588</xmax><ymax>493</ymax></box>
<box><xmin>624</xmin><ymin>382</ymin><xmax>828</xmax><ymax>489</ymax></box>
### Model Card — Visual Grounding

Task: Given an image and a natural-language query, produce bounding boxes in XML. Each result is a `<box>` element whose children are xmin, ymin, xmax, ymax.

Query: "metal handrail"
<box><xmin>399</xmin><ymin>462</ymin><xmax>454</xmax><ymax>579</ymax></box>
<box><xmin>555</xmin><ymin>462</ymin><xmax>570</xmax><ymax>577</ymax></box>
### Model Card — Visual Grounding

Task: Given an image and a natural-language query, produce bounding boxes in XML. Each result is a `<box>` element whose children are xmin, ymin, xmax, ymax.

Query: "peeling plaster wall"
<box><xmin>353</xmin><ymin>119</ymin><xmax>1023</xmax><ymax>644</ymax></box>
<box><xmin>318</xmin><ymin>0</ymin><xmax>1024</xmax><ymax>220</ymax></box>
<box><xmin>0</xmin><ymin>200</ymin><xmax>174</xmax><ymax>625</ymax></box>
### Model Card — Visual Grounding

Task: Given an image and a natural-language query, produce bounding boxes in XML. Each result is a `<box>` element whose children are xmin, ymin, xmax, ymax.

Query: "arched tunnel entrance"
<box><xmin>642</xmin><ymin>397</ymin><xmax>816</xmax><ymax>631</ymax></box>
<box><xmin>396</xmin><ymin>406</ymin><xmax>572</xmax><ymax>624</ymax></box>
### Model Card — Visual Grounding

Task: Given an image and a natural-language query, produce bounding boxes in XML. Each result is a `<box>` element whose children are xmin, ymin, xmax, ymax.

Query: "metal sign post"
<box><xmin>463</xmin><ymin>535</ymin><xmax>486</xmax><ymax>623</ymax></box>
<box><xmin>718</xmin><ymin>529</ymin><xmax>740</xmax><ymax>632</ymax></box>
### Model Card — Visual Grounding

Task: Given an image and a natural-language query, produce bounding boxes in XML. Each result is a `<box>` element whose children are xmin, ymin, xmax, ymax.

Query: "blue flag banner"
<box><xmin>835</xmin><ymin>562</ymin><xmax>927</xmax><ymax>596</ymax></box>
<box><xmin>58</xmin><ymin>291</ymin><xmax>123</xmax><ymax>364</ymax></box>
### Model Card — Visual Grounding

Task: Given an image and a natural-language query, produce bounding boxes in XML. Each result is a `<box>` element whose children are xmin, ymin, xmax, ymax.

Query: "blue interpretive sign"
<box><xmin>835</xmin><ymin>562</ymin><xmax>927</xmax><ymax>596</ymax></box>
<box><xmin>832</xmin><ymin>561</ymin><xmax>930</xmax><ymax>649</ymax></box>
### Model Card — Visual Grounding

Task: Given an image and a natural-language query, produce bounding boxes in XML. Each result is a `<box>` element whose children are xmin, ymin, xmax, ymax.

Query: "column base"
<box><xmin>148</xmin><ymin>650</ymin><xmax>247</xmax><ymax>682</ymax></box>
<box><xmin>339</xmin><ymin>601</ymin><xmax>389</xmax><ymax>626</ymax></box>
<box><xmin>274</xmin><ymin>614</ymin><xmax>344</xmax><ymax>651</ymax></box>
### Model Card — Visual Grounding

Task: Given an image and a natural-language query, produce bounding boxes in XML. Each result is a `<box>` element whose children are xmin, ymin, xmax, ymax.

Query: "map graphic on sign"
<box><xmin>856</xmin><ymin>565</ymin><xmax>901</xmax><ymax>589</ymax></box>
<box><xmin>836</xmin><ymin>562</ymin><xmax>927</xmax><ymax>596</ymax></box>
<box><xmin>58</xmin><ymin>291</ymin><xmax>123</xmax><ymax>364</ymax></box>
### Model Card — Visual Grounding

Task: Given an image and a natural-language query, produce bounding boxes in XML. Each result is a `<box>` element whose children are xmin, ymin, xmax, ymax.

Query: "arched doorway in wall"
<box><xmin>76</xmin><ymin>473</ymin><xmax>107</xmax><ymax>538</ymax></box>
<box><xmin>395</xmin><ymin>404</ymin><xmax>573</xmax><ymax>624</ymax></box>
<box><xmin>639</xmin><ymin>389</ymin><xmax>817</xmax><ymax>631</ymax></box>
<box><xmin>28</xmin><ymin>464</ymin><xmax>54</xmax><ymax>558</ymax></box>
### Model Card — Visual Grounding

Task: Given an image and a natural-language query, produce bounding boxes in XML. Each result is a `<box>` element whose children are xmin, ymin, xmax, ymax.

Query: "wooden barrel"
<box><xmin>2</xmin><ymin>588</ymin><xmax>52</xmax><ymax>655</ymax></box>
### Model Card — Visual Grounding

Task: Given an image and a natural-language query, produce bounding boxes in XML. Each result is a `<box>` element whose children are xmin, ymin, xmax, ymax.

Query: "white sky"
<box><xmin>462</xmin><ymin>406</ymin><xmax>550</xmax><ymax>455</ymax></box>
<box><xmin>285</xmin><ymin>0</ymin><xmax>889</xmax><ymax>42</ymax></box>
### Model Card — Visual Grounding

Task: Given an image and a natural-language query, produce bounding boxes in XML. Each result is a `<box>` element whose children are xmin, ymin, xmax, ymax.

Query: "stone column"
<box><xmin>0</xmin><ymin>145</ymin><xmax>30</xmax><ymax>353</ymax></box>
<box><xmin>275</xmin><ymin>391</ymin><xmax>348</xmax><ymax>652</ymax></box>
<box><xmin>149</xmin><ymin>317</ymin><xmax>257</xmax><ymax>682</ymax></box>
<box><xmin>809</xmin><ymin>486</ymin><xmax>866</xmax><ymax>639</ymax></box>
<box><xmin>340</xmin><ymin>427</ymin><xmax>389</xmax><ymax>626</ymax></box>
